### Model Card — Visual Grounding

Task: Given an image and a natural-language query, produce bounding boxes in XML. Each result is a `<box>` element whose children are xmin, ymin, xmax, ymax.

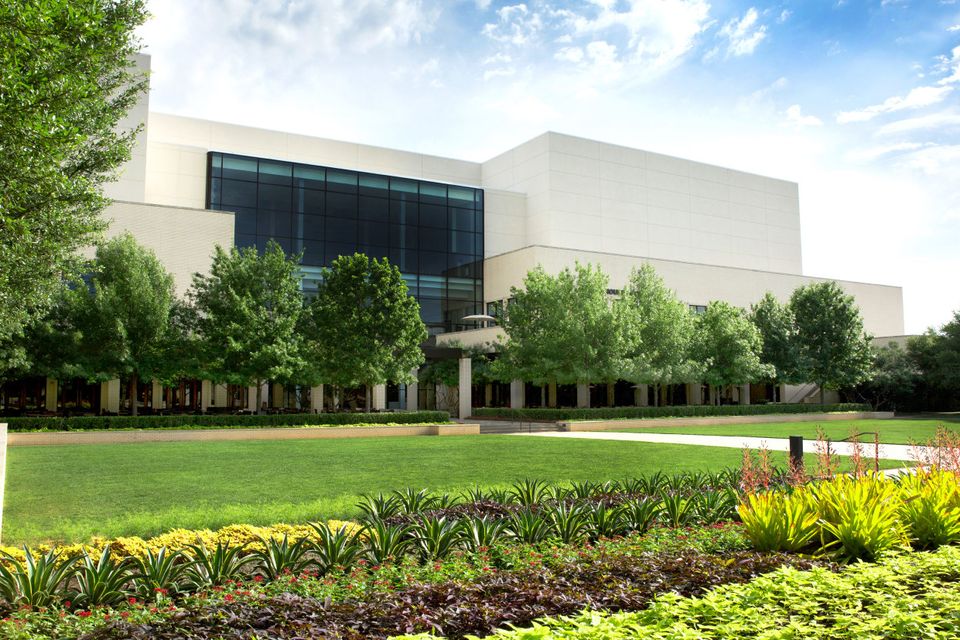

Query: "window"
<box><xmin>207</xmin><ymin>151</ymin><xmax>485</xmax><ymax>332</ymax></box>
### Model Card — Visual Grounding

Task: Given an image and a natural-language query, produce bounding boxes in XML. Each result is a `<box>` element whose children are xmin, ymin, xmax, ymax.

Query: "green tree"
<box><xmin>855</xmin><ymin>341</ymin><xmax>920</xmax><ymax>411</ymax></box>
<box><xmin>190</xmin><ymin>242</ymin><xmax>306</xmax><ymax>413</ymax></box>
<box><xmin>614</xmin><ymin>264</ymin><xmax>699</xmax><ymax>406</ymax></box>
<box><xmin>71</xmin><ymin>234</ymin><xmax>177</xmax><ymax>415</ymax></box>
<box><xmin>908</xmin><ymin>311</ymin><xmax>960</xmax><ymax>409</ymax></box>
<box><xmin>691</xmin><ymin>301</ymin><xmax>773</xmax><ymax>405</ymax></box>
<box><xmin>0</xmin><ymin>0</ymin><xmax>148</xmax><ymax>369</ymax></box>
<box><xmin>791</xmin><ymin>281</ymin><xmax>872</xmax><ymax>404</ymax></box>
<box><xmin>494</xmin><ymin>263</ymin><xmax>620</xmax><ymax>404</ymax></box>
<box><xmin>749</xmin><ymin>292</ymin><xmax>801</xmax><ymax>396</ymax></box>
<box><xmin>300</xmin><ymin>253</ymin><xmax>426</xmax><ymax>410</ymax></box>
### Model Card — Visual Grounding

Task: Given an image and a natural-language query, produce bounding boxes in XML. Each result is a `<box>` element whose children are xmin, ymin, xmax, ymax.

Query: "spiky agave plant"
<box><xmin>72</xmin><ymin>546</ymin><xmax>134</xmax><ymax>608</ymax></box>
<box><xmin>461</xmin><ymin>516</ymin><xmax>507</xmax><ymax>553</ymax></box>
<box><xmin>0</xmin><ymin>548</ymin><xmax>80</xmax><ymax>608</ymax></box>
<box><xmin>183</xmin><ymin>541</ymin><xmax>254</xmax><ymax>589</ymax></box>
<box><xmin>546</xmin><ymin>502</ymin><xmax>590</xmax><ymax>544</ymax></box>
<box><xmin>356</xmin><ymin>492</ymin><xmax>402</xmax><ymax>522</ymax></box>
<box><xmin>410</xmin><ymin>516</ymin><xmax>463</xmax><ymax>562</ymax></box>
<box><xmin>132</xmin><ymin>547</ymin><xmax>189</xmax><ymax>598</ymax></box>
<box><xmin>505</xmin><ymin>510</ymin><xmax>552</xmax><ymax>544</ymax></box>
<box><xmin>586</xmin><ymin>502</ymin><xmax>625</xmax><ymax>540</ymax></box>
<box><xmin>254</xmin><ymin>534</ymin><xmax>313</xmax><ymax>580</ymax></box>
<box><xmin>509</xmin><ymin>478</ymin><xmax>550</xmax><ymax>507</ymax></box>
<box><xmin>363</xmin><ymin>521</ymin><xmax>413</xmax><ymax>564</ymax></box>
<box><xmin>620</xmin><ymin>497</ymin><xmax>662</xmax><ymax>533</ymax></box>
<box><xmin>309</xmin><ymin>522</ymin><xmax>362</xmax><ymax>574</ymax></box>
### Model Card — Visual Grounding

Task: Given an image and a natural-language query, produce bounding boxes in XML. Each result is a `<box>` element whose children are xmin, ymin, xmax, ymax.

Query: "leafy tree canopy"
<box><xmin>190</xmin><ymin>242</ymin><xmax>306</xmax><ymax>412</ymax></box>
<box><xmin>749</xmin><ymin>292</ymin><xmax>801</xmax><ymax>385</ymax></box>
<box><xmin>614</xmin><ymin>264</ymin><xmax>700</xmax><ymax>388</ymax></box>
<box><xmin>691</xmin><ymin>301</ymin><xmax>773</xmax><ymax>396</ymax></box>
<box><xmin>0</xmin><ymin>0</ymin><xmax>148</xmax><ymax>369</ymax></box>
<box><xmin>791</xmin><ymin>281</ymin><xmax>872</xmax><ymax>401</ymax></box>
<box><xmin>71</xmin><ymin>234</ymin><xmax>177</xmax><ymax>413</ymax></box>
<box><xmin>494</xmin><ymin>263</ymin><xmax>620</xmax><ymax>386</ymax></box>
<box><xmin>301</xmin><ymin>253</ymin><xmax>426</xmax><ymax>392</ymax></box>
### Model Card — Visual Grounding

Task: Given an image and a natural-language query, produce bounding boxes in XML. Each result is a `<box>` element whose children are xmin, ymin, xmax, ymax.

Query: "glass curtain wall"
<box><xmin>206</xmin><ymin>152</ymin><xmax>483</xmax><ymax>334</ymax></box>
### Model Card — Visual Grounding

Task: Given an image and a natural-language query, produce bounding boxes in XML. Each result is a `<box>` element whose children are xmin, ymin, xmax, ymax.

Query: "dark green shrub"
<box><xmin>4</xmin><ymin>410</ymin><xmax>450</xmax><ymax>432</ymax></box>
<box><xmin>473</xmin><ymin>403</ymin><xmax>871</xmax><ymax>422</ymax></box>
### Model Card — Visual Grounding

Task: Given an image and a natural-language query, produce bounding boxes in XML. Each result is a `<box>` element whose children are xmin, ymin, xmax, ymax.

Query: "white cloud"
<box><xmin>877</xmin><ymin>111</ymin><xmax>960</xmax><ymax>135</ymax></box>
<box><xmin>949</xmin><ymin>24</ymin><xmax>960</xmax><ymax>31</ymax></box>
<box><xmin>836</xmin><ymin>85</ymin><xmax>954</xmax><ymax>123</ymax></box>
<box><xmin>936</xmin><ymin>45</ymin><xmax>960</xmax><ymax>84</ymax></box>
<box><xmin>718</xmin><ymin>7</ymin><xmax>767</xmax><ymax>57</ymax></box>
<box><xmin>482</xmin><ymin>52</ymin><xmax>513</xmax><ymax>65</ymax></box>
<box><xmin>784</xmin><ymin>104</ymin><xmax>823</xmax><ymax>126</ymax></box>
<box><xmin>846</xmin><ymin>142</ymin><xmax>928</xmax><ymax>162</ymax></box>
<box><xmin>570</xmin><ymin>0</ymin><xmax>711</xmax><ymax>73</ymax></box>
<box><xmin>554</xmin><ymin>46</ymin><xmax>584</xmax><ymax>63</ymax></box>
<box><xmin>483</xmin><ymin>67</ymin><xmax>516</xmax><ymax>81</ymax></box>
<box><xmin>898</xmin><ymin>144</ymin><xmax>960</xmax><ymax>176</ymax></box>
<box><xmin>778</xmin><ymin>9</ymin><xmax>792</xmax><ymax>23</ymax></box>
<box><xmin>482</xmin><ymin>4</ymin><xmax>543</xmax><ymax>45</ymax></box>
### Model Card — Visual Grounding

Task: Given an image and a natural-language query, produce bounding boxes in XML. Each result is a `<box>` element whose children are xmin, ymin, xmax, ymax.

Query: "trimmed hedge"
<box><xmin>0</xmin><ymin>410</ymin><xmax>449</xmax><ymax>432</ymax></box>
<box><xmin>472</xmin><ymin>403</ymin><xmax>871</xmax><ymax>422</ymax></box>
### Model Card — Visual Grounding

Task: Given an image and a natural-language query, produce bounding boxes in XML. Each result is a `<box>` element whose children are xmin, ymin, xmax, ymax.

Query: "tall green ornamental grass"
<box><xmin>738</xmin><ymin>469</ymin><xmax>960</xmax><ymax>561</ymax></box>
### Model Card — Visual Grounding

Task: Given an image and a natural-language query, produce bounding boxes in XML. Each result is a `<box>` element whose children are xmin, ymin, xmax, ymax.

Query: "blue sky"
<box><xmin>140</xmin><ymin>0</ymin><xmax>960</xmax><ymax>334</ymax></box>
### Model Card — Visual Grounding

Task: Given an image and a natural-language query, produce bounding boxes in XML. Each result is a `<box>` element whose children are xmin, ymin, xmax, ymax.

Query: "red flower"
<box><xmin>253</xmin><ymin>575</ymin><xmax>263</xmax><ymax>583</ymax></box>
<box><xmin>128</xmin><ymin>597</ymin><xmax>138</xmax><ymax>605</ymax></box>
<box><xmin>224</xmin><ymin>594</ymin><xmax>234</xmax><ymax>602</ymax></box>
<box><xmin>120</xmin><ymin>612</ymin><xmax>130</xmax><ymax>619</ymax></box>
<box><xmin>63</xmin><ymin>601</ymin><xmax>71</xmax><ymax>608</ymax></box>
<box><xmin>77</xmin><ymin>611</ymin><xmax>92</xmax><ymax>618</ymax></box>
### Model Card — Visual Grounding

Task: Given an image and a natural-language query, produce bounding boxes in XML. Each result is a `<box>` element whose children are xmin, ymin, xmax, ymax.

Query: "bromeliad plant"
<box><xmin>184</xmin><ymin>541</ymin><xmax>254</xmax><ymax>588</ymax></box>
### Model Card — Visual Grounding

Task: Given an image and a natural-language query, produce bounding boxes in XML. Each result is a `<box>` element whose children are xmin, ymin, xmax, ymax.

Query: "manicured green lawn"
<box><xmin>617</xmin><ymin>418</ymin><xmax>959</xmax><ymax>444</ymax></box>
<box><xmin>5</xmin><ymin>434</ymin><xmax>909</xmax><ymax>545</ymax></box>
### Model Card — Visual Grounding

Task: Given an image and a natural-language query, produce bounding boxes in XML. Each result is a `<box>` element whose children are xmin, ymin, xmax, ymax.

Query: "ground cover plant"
<box><xmin>617</xmin><ymin>416</ymin><xmax>960</xmax><ymax>444</ymax></box>
<box><xmin>438</xmin><ymin>544</ymin><xmax>960</xmax><ymax>640</ymax></box>
<box><xmin>5</xmin><ymin>436</ymin><xmax>904</xmax><ymax>545</ymax></box>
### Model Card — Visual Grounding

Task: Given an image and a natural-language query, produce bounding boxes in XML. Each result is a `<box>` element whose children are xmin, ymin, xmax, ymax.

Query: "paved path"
<box><xmin>508</xmin><ymin>430</ymin><xmax>919</xmax><ymax>461</ymax></box>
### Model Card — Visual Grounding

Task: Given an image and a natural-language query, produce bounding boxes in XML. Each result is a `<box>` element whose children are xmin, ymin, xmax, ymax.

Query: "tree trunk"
<box><xmin>365</xmin><ymin>385</ymin><xmax>372</xmax><ymax>412</ymax></box>
<box><xmin>256</xmin><ymin>379</ymin><xmax>263</xmax><ymax>415</ymax></box>
<box><xmin>652</xmin><ymin>383</ymin><xmax>658</xmax><ymax>407</ymax></box>
<box><xmin>819</xmin><ymin>384</ymin><xmax>825</xmax><ymax>405</ymax></box>
<box><xmin>540</xmin><ymin>384</ymin><xmax>546</xmax><ymax>408</ymax></box>
<box><xmin>130</xmin><ymin>373</ymin><xmax>138</xmax><ymax>417</ymax></box>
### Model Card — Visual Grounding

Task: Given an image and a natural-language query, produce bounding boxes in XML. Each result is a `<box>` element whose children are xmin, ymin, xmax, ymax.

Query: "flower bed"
<box><xmin>0</xmin><ymin>526</ymin><xmax>823</xmax><ymax>640</ymax></box>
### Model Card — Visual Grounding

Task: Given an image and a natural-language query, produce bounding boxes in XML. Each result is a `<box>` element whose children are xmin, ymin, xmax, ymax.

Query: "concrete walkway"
<box><xmin>508</xmin><ymin>430</ymin><xmax>919</xmax><ymax>461</ymax></box>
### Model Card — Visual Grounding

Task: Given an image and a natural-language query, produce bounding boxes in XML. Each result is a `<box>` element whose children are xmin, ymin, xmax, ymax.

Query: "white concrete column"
<box><xmin>271</xmin><ymin>383</ymin><xmax>284</xmax><ymax>409</ymax></box>
<box><xmin>708</xmin><ymin>385</ymin><xmax>718</xmax><ymax>406</ymax></box>
<box><xmin>151</xmin><ymin>380</ymin><xmax>164</xmax><ymax>410</ymax></box>
<box><xmin>687</xmin><ymin>383</ymin><xmax>702</xmax><ymax>405</ymax></box>
<box><xmin>0</xmin><ymin>423</ymin><xmax>7</xmax><ymax>544</ymax></box>
<box><xmin>372</xmin><ymin>384</ymin><xmax>387</xmax><ymax>411</ymax></box>
<box><xmin>484</xmin><ymin>383</ymin><xmax>493</xmax><ymax>407</ymax></box>
<box><xmin>247</xmin><ymin>386</ymin><xmax>258</xmax><ymax>412</ymax></box>
<box><xmin>576</xmin><ymin>383</ymin><xmax>590</xmax><ymax>408</ymax></box>
<box><xmin>213</xmin><ymin>384</ymin><xmax>229</xmax><ymax>407</ymax></box>
<box><xmin>740</xmin><ymin>384</ymin><xmax>751</xmax><ymax>405</ymax></box>
<box><xmin>510</xmin><ymin>380</ymin><xmax>525</xmax><ymax>409</ymax></box>
<box><xmin>45</xmin><ymin>378</ymin><xmax>58</xmax><ymax>413</ymax></box>
<box><xmin>201</xmin><ymin>380</ymin><xmax>212</xmax><ymax>412</ymax></box>
<box><xmin>310</xmin><ymin>385</ymin><xmax>324</xmax><ymax>413</ymax></box>
<box><xmin>777</xmin><ymin>384</ymin><xmax>786</xmax><ymax>403</ymax></box>
<box><xmin>407</xmin><ymin>369</ymin><xmax>419</xmax><ymax>411</ymax></box>
<box><xmin>548</xmin><ymin>383</ymin><xmax>557</xmax><ymax>408</ymax></box>
<box><xmin>458</xmin><ymin>357</ymin><xmax>472</xmax><ymax>420</ymax></box>
<box><xmin>101</xmin><ymin>379</ymin><xmax>121</xmax><ymax>414</ymax></box>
